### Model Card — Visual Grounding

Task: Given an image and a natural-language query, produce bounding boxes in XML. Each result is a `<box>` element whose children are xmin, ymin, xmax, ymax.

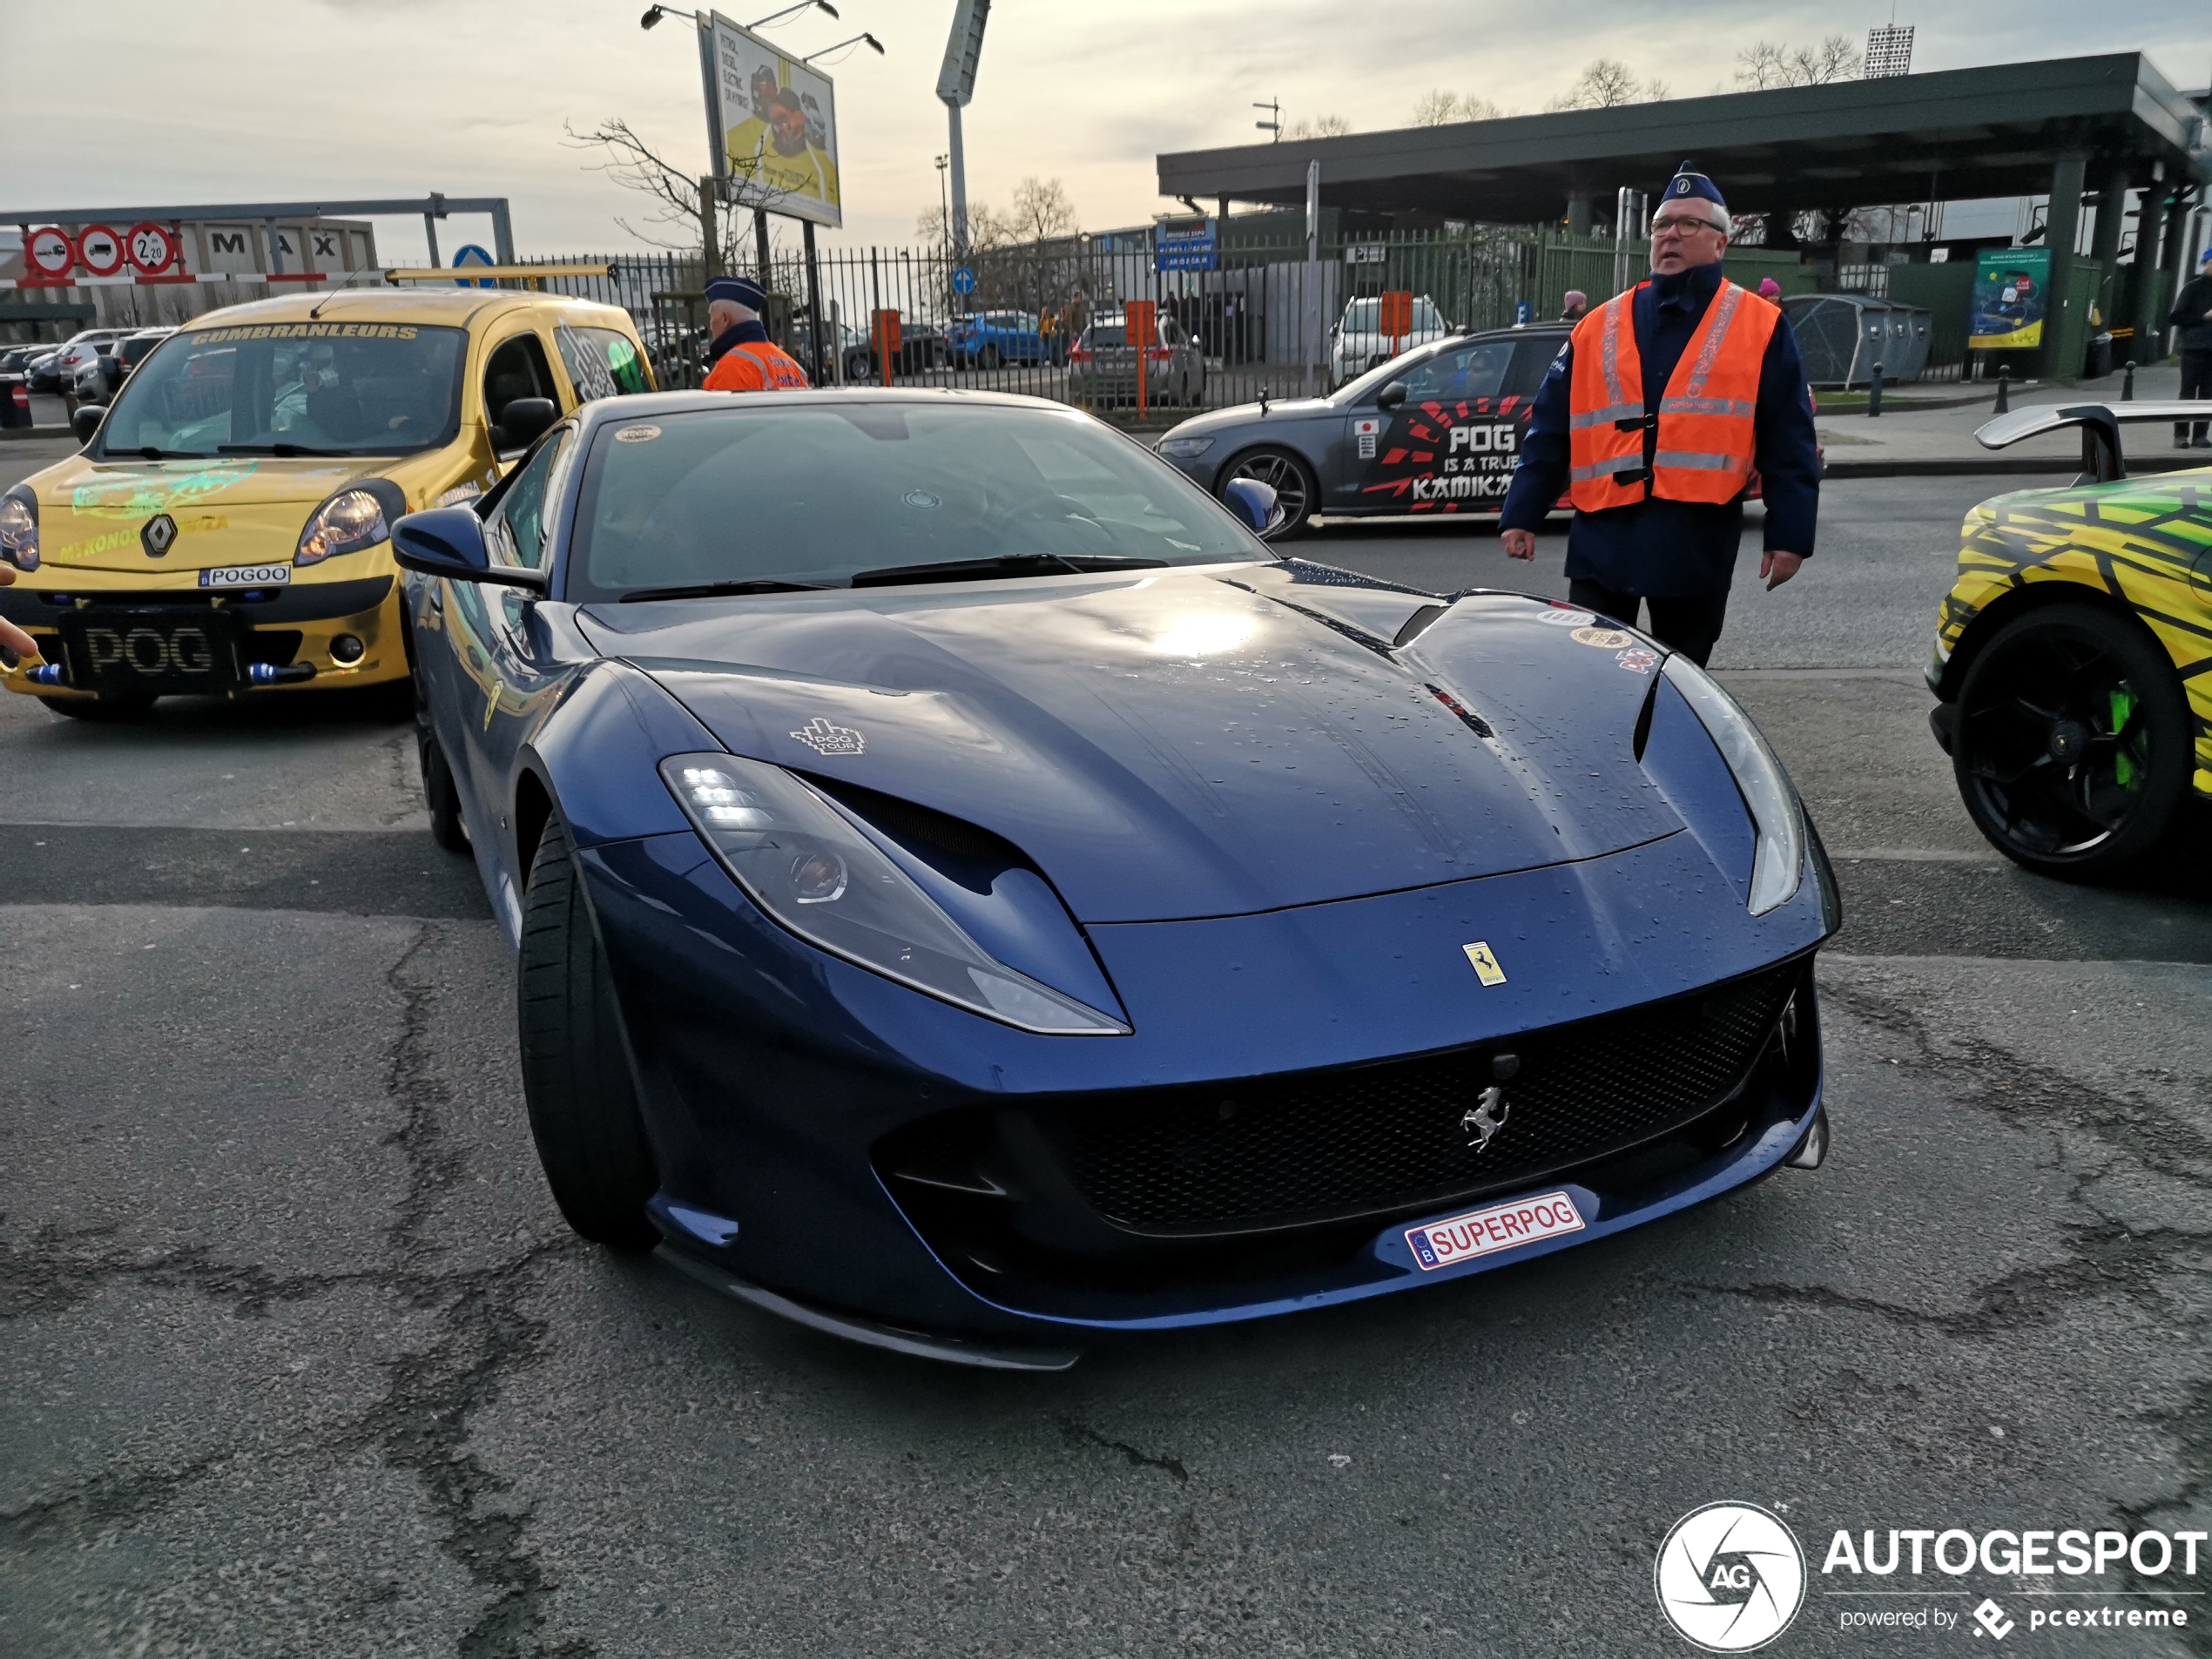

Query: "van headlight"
<box><xmin>295</xmin><ymin>479</ymin><xmax>407</xmax><ymax>567</ymax></box>
<box><xmin>1661</xmin><ymin>654</ymin><xmax>1805</xmax><ymax>915</ymax></box>
<box><xmin>0</xmin><ymin>487</ymin><xmax>37</xmax><ymax>570</ymax></box>
<box><xmin>661</xmin><ymin>753</ymin><xmax>1128</xmax><ymax>1035</ymax></box>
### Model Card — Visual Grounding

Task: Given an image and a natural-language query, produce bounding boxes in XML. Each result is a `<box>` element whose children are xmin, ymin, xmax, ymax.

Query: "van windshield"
<box><xmin>94</xmin><ymin>322</ymin><xmax>467</xmax><ymax>458</ymax></box>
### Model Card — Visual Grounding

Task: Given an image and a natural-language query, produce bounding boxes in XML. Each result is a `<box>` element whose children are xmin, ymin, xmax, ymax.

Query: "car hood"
<box><xmin>31</xmin><ymin>453</ymin><xmax>398</xmax><ymax>571</ymax></box>
<box><xmin>1160</xmin><ymin>398</ymin><xmax>1338</xmax><ymax>442</ymax></box>
<box><xmin>579</xmin><ymin>563</ymin><xmax>1683</xmax><ymax>924</ymax></box>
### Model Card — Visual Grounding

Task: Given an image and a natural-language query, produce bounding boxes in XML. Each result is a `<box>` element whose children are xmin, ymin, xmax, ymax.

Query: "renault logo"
<box><xmin>141</xmin><ymin>514</ymin><xmax>178</xmax><ymax>557</ymax></box>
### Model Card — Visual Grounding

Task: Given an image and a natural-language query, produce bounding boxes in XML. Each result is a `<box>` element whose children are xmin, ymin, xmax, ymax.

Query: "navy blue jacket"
<box><xmin>707</xmin><ymin>319</ymin><xmax>772</xmax><ymax>363</ymax></box>
<box><xmin>1499</xmin><ymin>262</ymin><xmax>1821</xmax><ymax>597</ymax></box>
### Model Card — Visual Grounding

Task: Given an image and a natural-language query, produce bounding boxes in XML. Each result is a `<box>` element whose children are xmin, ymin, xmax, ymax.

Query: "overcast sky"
<box><xmin>5</xmin><ymin>1</ymin><xmax>2209</xmax><ymax>263</ymax></box>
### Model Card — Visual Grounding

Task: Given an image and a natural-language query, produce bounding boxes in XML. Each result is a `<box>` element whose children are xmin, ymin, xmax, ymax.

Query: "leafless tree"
<box><xmin>564</xmin><ymin>117</ymin><xmax>792</xmax><ymax>268</ymax></box>
<box><xmin>1548</xmin><ymin>59</ymin><xmax>1669</xmax><ymax>110</ymax></box>
<box><xmin>1734</xmin><ymin>37</ymin><xmax>1864</xmax><ymax>90</ymax></box>
<box><xmin>1411</xmin><ymin>90</ymin><xmax>1504</xmax><ymax>125</ymax></box>
<box><xmin>1283</xmin><ymin>113</ymin><xmax>1353</xmax><ymax>139</ymax></box>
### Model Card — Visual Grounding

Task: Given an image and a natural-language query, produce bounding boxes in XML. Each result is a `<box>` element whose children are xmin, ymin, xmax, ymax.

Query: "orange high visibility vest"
<box><xmin>1566</xmin><ymin>279</ymin><xmax>1779</xmax><ymax>511</ymax></box>
<box><xmin>703</xmin><ymin>338</ymin><xmax>811</xmax><ymax>393</ymax></box>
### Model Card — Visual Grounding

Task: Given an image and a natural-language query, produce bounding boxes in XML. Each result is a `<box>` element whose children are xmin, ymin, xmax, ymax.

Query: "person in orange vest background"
<box><xmin>700</xmin><ymin>274</ymin><xmax>810</xmax><ymax>393</ymax></box>
<box><xmin>1498</xmin><ymin>161</ymin><xmax>1818</xmax><ymax>665</ymax></box>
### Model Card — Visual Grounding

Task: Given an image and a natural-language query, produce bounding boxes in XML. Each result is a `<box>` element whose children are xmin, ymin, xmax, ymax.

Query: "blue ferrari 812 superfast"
<box><xmin>395</xmin><ymin>388</ymin><xmax>1837</xmax><ymax>1370</ymax></box>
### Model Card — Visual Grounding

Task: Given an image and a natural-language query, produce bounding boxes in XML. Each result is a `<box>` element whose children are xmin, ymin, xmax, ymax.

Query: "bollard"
<box><xmin>1868</xmin><ymin>361</ymin><xmax>1883</xmax><ymax>419</ymax></box>
<box><xmin>2121</xmin><ymin>360</ymin><xmax>2135</xmax><ymax>401</ymax></box>
<box><xmin>1994</xmin><ymin>368</ymin><xmax>2010</xmax><ymax>415</ymax></box>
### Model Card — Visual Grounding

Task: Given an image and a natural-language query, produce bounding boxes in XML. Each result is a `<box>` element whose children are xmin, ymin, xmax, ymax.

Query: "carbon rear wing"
<box><xmin>1974</xmin><ymin>401</ymin><xmax>2212</xmax><ymax>483</ymax></box>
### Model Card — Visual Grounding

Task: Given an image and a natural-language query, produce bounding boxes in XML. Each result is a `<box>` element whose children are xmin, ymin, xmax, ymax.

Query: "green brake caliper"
<box><xmin>2110</xmin><ymin>686</ymin><xmax>2138</xmax><ymax>789</ymax></box>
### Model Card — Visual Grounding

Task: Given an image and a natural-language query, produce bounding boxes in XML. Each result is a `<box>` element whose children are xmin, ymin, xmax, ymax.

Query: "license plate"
<box><xmin>60</xmin><ymin>610</ymin><xmax>244</xmax><ymax>693</ymax></box>
<box><xmin>1404</xmin><ymin>1190</ymin><xmax>1585</xmax><ymax>1271</ymax></box>
<box><xmin>199</xmin><ymin>563</ymin><xmax>290</xmax><ymax>589</ymax></box>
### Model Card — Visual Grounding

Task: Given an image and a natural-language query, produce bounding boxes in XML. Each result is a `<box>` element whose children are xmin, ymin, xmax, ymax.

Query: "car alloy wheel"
<box><xmin>1219</xmin><ymin>448</ymin><xmax>1316</xmax><ymax>540</ymax></box>
<box><xmin>977</xmin><ymin>344</ymin><xmax>1001</xmax><ymax>371</ymax></box>
<box><xmin>1952</xmin><ymin>605</ymin><xmax>2191</xmax><ymax>879</ymax></box>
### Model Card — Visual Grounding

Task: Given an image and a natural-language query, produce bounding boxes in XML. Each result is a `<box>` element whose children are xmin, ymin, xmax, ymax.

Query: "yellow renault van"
<box><xmin>0</xmin><ymin>287</ymin><xmax>651</xmax><ymax>717</ymax></box>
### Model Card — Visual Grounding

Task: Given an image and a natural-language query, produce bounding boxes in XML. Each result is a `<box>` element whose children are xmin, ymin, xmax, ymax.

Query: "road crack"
<box><xmin>1058</xmin><ymin>1418</ymin><xmax>1191</xmax><ymax>1483</ymax></box>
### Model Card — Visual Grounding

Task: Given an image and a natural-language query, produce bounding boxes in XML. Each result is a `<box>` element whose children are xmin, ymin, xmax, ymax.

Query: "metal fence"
<box><xmin>498</xmin><ymin>229</ymin><xmax>1932</xmax><ymax>415</ymax></box>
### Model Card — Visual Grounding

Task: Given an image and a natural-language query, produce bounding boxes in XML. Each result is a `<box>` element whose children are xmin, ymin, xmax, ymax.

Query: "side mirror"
<box><xmin>392</xmin><ymin>507</ymin><xmax>550</xmax><ymax>592</ymax></box>
<box><xmin>1223</xmin><ymin>477</ymin><xmax>1282</xmax><ymax>536</ymax></box>
<box><xmin>71</xmin><ymin>403</ymin><xmax>104</xmax><ymax>443</ymax></box>
<box><xmin>490</xmin><ymin>396</ymin><xmax>557</xmax><ymax>453</ymax></box>
<box><xmin>1375</xmin><ymin>381</ymin><xmax>1408</xmax><ymax>413</ymax></box>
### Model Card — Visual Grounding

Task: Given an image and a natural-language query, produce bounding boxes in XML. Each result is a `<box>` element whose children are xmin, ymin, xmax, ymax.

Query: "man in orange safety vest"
<box><xmin>701</xmin><ymin>274</ymin><xmax>810</xmax><ymax>394</ymax></box>
<box><xmin>1497</xmin><ymin>162</ymin><xmax>1820</xmax><ymax>664</ymax></box>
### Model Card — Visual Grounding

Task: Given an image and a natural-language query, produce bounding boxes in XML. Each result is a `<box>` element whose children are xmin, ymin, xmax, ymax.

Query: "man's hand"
<box><xmin>1760</xmin><ymin>550</ymin><xmax>1804</xmax><ymax>590</ymax></box>
<box><xmin>0</xmin><ymin>566</ymin><xmax>38</xmax><ymax>661</ymax></box>
<box><xmin>1501</xmin><ymin>528</ymin><xmax>1537</xmax><ymax>562</ymax></box>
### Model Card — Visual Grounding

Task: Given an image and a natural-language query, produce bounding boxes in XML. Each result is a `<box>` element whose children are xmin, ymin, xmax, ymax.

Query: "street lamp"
<box><xmin>748</xmin><ymin>1</ymin><xmax>838</xmax><ymax>26</ymax></box>
<box><xmin>935</xmin><ymin>154</ymin><xmax>950</xmax><ymax>256</ymax></box>
<box><xmin>1254</xmin><ymin>98</ymin><xmax>1282</xmax><ymax>141</ymax></box>
<box><xmin>801</xmin><ymin>31</ymin><xmax>883</xmax><ymax>61</ymax></box>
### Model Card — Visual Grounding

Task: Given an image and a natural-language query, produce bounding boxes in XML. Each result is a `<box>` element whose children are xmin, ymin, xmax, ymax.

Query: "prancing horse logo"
<box><xmin>1460</xmin><ymin>1085</ymin><xmax>1510</xmax><ymax>1151</ymax></box>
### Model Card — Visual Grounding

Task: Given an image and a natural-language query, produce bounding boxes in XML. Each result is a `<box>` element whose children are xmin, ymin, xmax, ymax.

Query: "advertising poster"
<box><xmin>1968</xmin><ymin>246</ymin><xmax>2049</xmax><ymax>349</ymax></box>
<box><xmin>705</xmin><ymin>10</ymin><xmax>841</xmax><ymax>229</ymax></box>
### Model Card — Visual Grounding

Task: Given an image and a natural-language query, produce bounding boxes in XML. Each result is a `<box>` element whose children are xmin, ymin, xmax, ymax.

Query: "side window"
<box><xmin>489</xmin><ymin>429</ymin><xmax>571</xmax><ymax>570</ymax></box>
<box><xmin>1502</xmin><ymin>338</ymin><xmax>1562</xmax><ymax>401</ymax></box>
<box><xmin>555</xmin><ymin>325</ymin><xmax>651</xmax><ymax>401</ymax></box>
<box><xmin>482</xmin><ymin>332</ymin><xmax>558</xmax><ymax>425</ymax></box>
<box><xmin>1401</xmin><ymin>340</ymin><xmax>1515</xmax><ymax>401</ymax></box>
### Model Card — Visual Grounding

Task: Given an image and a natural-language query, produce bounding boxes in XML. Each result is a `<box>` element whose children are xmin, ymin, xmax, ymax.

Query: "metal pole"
<box><xmin>803</xmin><ymin>218</ymin><xmax>825</xmax><ymax>384</ymax></box>
<box><xmin>1614</xmin><ymin>185</ymin><xmax>1629</xmax><ymax>298</ymax></box>
<box><xmin>489</xmin><ymin>201</ymin><xmax>515</xmax><ymax>264</ymax></box>
<box><xmin>1304</xmin><ymin>158</ymin><xmax>1320</xmax><ymax>398</ymax></box>
<box><xmin>420</xmin><ymin>214</ymin><xmax>436</xmax><ymax>271</ymax></box>
<box><xmin>699</xmin><ymin>177</ymin><xmax>720</xmax><ymax>281</ymax></box>
<box><xmin>946</xmin><ymin>102</ymin><xmax>969</xmax><ymax>257</ymax></box>
<box><xmin>266</xmin><ymin>218</ymin><xmax>285</xmax><ymax>278</ymax></box>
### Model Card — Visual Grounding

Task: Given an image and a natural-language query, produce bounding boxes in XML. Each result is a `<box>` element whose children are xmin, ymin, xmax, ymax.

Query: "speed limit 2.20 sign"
<box><xmin>125</xmin><ymin>222</ymin><xmax>179</xmax><ymax>275</ymax></box>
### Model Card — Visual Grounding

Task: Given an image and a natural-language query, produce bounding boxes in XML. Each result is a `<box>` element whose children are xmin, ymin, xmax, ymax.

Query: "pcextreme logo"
<box><xmin>1656</xmin><ymin>1502</ymin><xmax>1807</xmax><ymax>1652</ymax></box>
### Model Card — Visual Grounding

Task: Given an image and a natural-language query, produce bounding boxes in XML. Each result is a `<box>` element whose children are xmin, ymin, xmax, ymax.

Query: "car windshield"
<box><xmin>1342</xmin><ymin>297</ymin><xmax>1443</xmax><ymax>333</ymax></box>
<box><xmin>94</xmin><ymin>321</ymin><xmax>466</xmax><ymax>458</ymax></box>
<box><xmin>568</xmin><ymin>402</ymin><xmax>1269</xmax><ymax>601</ymax></box>
<box><xmin>1332</xmin><ymin>341</ymin><xmax>1452</xmax><ymax>405</ymax></box>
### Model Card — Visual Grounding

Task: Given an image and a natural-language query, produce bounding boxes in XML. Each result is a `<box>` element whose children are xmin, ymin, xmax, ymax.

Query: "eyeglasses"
<box><xmin>1649</xmin><ymin>216</ymin><xmax>1722</xmax><ymax>238</ymax></box>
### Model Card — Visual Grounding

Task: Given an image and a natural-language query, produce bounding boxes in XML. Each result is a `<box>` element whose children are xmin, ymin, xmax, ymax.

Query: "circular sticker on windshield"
<box><xmin>614</xmin><ymin>423</ymin><xmax>662</xmax><ymax>442</ymax></box>
<box><xmin>1570</xmin><ymin>626</ymin><xmax>1635</xmax><ymax>649</ymax></box>
<box><xmin>902</xmin><ymin>489</ymin><xmax>941</xmax><ymax>509</ymax></box>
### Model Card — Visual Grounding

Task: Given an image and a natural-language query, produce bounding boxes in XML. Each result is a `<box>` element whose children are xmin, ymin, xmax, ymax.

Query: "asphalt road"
<box><xmin>3</xmin><ymin>456</ymin><xmax>2208</xmax><ymax>1657</ymax></box>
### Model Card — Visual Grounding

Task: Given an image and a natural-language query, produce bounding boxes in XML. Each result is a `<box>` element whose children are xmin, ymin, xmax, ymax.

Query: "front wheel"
<box><xmin>977</xmin><ymin>344</ymin><xmax>1001</xmax><ymax>371</ymax></box>
<box><xmin>518</xmin><ymin>813</ymin><xmax>660</xmax><ymax>1251</ymax></box>
<box><xmin>1218</xmin><ymin>447</ymin><xmax>1318</xmax><ymax>540</ymax></box>
<box><xmin>1951</xmin><ymin>604</ymin><xmax>2192</xmax><ymax>880</ymax></box>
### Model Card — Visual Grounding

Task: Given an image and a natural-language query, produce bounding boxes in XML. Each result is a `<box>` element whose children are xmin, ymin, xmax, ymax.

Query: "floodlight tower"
<box><xmin>937</xmin><ymin>0</ymin><xmax>990</xmax><ymax>257</ymax></box>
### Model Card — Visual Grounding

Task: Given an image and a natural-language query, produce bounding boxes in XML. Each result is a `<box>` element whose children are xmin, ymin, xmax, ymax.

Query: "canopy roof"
<box><xmin>1158</xmin><ymin>55</ymin><xmax>2210</xmax><ymax>223</ymax></box>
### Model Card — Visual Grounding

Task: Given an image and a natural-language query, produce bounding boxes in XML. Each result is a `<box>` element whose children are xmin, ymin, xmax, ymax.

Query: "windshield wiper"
<box><xmin>617</xmin><ymin>578</ymin><xmax>835</xmax><ymax>603</ymax></box>
<box><xmin>217</xmin><ymin>442</ymin><xmax>361</xmax><ymax>457</ymax></box>
<box><xmin>122</xmin><ymin>446</ymin><xmax>211</xmax><ymax>460</ymax></box>
<box><xmin>848</xmin><ymin>553</ymin><xmax>1169</xmax><ymax>589</ymax></box>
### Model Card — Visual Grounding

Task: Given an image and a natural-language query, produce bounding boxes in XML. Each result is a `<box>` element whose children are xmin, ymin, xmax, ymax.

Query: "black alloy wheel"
<box><xmin>1219</xmin><ymin>448</ymin><xmax>1317</xmax><ymax>540</ymax></box>
<box><xmin>517</xmin><ymin>812</ymin><xmax>660</xmax><ymax>1251</ymax></box>
<box><xmin>1951</xmin><ymin>605</ymin><xmax>2191</xmax><ymax>880</ymax></box>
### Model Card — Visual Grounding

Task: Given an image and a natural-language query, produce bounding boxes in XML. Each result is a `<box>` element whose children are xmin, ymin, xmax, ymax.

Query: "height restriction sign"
<box><xmin>25</xmin><ymin>226</ymin><xmax>75</xmax><ymax>277</ymax></box>
<box><xmin>125</xmin><ymin>222</ymin><xmax>179</xmax><ymax>275</ymax></box>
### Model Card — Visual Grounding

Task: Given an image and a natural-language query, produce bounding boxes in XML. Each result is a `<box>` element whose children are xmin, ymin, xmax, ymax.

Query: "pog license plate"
<box><xmin>1404</xmin><ymin>1190</ymin><xmax>1585</xmax><ymax>1271</ymax></box>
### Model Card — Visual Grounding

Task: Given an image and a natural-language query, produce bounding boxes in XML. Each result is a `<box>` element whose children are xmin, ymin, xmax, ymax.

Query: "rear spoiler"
<box><xmin>1975</xmin><ymin>401</ymin><xmax>2212</xmax><ymax>483</ymax></box>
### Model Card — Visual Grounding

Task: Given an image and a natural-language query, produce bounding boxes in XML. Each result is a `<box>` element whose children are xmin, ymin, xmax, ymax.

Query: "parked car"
<box><xmin>25</xmin><ymin>348</ymin><xmax>69</xmax><ymax>394</ymax></box>
<box><xmin>44</xmin><ymin>329</ymin><xmax>132</xmax><ymax>395</ymax></box>
<box><xmin>1330</xmin><ymin>294</ymin><xmax>1453</xmax><ymax>388</ymax></box>
<box><xmin>945</xmin><ymin>310</ymin><xmax>1049</xmax><ymax>369</ymax></box>
<box><xmin>0</xmin><ymin>347</ymin><xmax>44</xmax><ymax>375</ymax></box>
<box><xmin>1068</xmin><ymin>313</ymin><xmax>1206</xmax><ymax>407</ymax></box>
<box><xmin>81</xmin><ymin>327</ymin><xmax>176</xmax><ymax>405</ymax></box>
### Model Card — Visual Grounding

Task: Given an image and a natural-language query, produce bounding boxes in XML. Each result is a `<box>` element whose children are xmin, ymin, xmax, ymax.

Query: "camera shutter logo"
<box><xmin>1655</xmin><ymin>1502</ymin><xmax>1805</xmax><ymax>1652</ymax></box>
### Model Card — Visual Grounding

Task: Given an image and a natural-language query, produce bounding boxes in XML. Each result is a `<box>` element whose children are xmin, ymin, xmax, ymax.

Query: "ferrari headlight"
<box><xmin>1661</xmin><ymin>654</ymin><xmax>1804</xmax><ymax>915</ymax></box>
<box><xmin>295</xmin><ymin>487</ymin><xmax>391</xmax><ymax>567</ymax></box>
<box><xmin>0</xmin><ymin>488</ymin><xmax>38</xmax><ymax>570</ymax></box>
<box><xmin>1157</xmin><ymin>436</ymin><xmax>1214</xmax><ymax>458</ymax></box>
<box><xmin>660</xmin><ymin>753</ymin><xmax>1127</xmax><ymax>1036</ymax></box>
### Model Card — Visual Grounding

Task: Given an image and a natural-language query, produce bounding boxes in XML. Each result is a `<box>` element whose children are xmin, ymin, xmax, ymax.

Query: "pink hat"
<box><xmin>1757</xmin><ymin>278</ymin><xmax>1783</xmax><ymax>300</ymax></box>
<box><xmin>1563</xmin><ymin>290</ymin><xmax>1587</xmax><ymax>308</ymax></box>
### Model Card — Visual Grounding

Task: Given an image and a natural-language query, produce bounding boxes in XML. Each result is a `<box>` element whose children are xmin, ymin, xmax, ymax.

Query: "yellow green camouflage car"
<box><xmin>1927</xmin><ymin>401</ymin><xmax>2211</xmax><ymax>879</ymax></box>
<box><xmin>0</xmin><ymin>286</ymin><xmax>651</xmax><ymax>718</ymax></box>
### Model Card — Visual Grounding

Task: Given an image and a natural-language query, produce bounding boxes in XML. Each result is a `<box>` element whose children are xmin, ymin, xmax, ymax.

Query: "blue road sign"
<box><xmin>1515</xmin><ymin>300</ymin><xmax>1533</xmax><ymax>326</ymax></box>
<box><xmin>1156</xmin><ymin>218</ymin><xmax>1217</xmax><ymax>273</ymax></box>
<box><xmin>452</xmin><ymin>244</ymin><xmax>496</xmax><ymax>288</ymax></box>
<box><xmin>951</xmin><ymin>266</ymin><xmax>977</xmax><ymax>294</ymax></box>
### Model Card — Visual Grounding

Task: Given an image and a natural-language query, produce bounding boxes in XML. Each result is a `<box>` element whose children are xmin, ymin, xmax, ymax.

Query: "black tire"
<box><xmin>518</xmin><ymin>813</ymin><xmax>660</xmax><ymax>1251</ymax></box>
<box><xmin>978</xmin><ymin>344</ymin><xmax>1001</xmax><ymax>371</ymax></box>
<box><xmin>1952</xmin><ymin>604</ymin><xmax>2192</xmax><ymax>880</ymax></box>
<box><xmin>1218</xmin><ymin>447</ymin><xmax>1318</xmax><ymax>540</ymax></box>
<box><xmin>38</xmin><ymin>694</ymin><xmax>153</xmax><ymax>721</ymax></box>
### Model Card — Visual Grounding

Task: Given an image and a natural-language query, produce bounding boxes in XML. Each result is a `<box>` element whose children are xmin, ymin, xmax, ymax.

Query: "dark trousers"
<box><xmin>1568</xmin><ymin>578</ymin><xmax>1729</xmax><ymax>667</ymax></box>
<box><xmin>2179</xmin><ymin>351</ymin><xmax>2212</xmax><ymax>444</ymax></box>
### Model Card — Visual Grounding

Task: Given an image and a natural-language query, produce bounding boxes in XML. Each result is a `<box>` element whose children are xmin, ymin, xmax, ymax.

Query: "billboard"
<box><xmin>1969</xmin><ymin>246</ymin><xmax>2049</xmax><ymax>350</ymax></box>
<box><xmin>704</xmin><ymin>10</ymin><xmax>841</xmax><ymax>230</ymax></box>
